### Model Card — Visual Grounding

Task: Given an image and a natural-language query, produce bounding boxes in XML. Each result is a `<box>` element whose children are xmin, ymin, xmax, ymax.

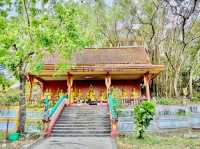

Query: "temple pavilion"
<box><xmin>28</xmin><ymin>47</ymin><xmax>164</xmax><ymax>103</ymax></box>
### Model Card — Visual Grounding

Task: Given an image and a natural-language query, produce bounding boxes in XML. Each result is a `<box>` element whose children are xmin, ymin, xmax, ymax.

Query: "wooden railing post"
<box><xmin>105</xmin><ymin>73</ymin><xmax>111</xmax><ymax>100</ymax></box>
<box><xmin>144</xmin><ymin>72</ymin><xmax>151</xmax><ymax>100</ymax></box>
<box><xmin>67</xmin><ymin>74</ymin><xmax>73</xmax><ymax>104</ymax></box>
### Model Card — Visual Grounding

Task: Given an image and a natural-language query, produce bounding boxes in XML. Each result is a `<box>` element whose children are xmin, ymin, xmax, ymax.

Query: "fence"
<box><xmin>117</xmin><ymin>104</ymin><xmax>200</xmax><ymax>134</ymax></box>
<box><xmin>113</xmin><ymin>97</ymin><xmax>146</xmax><ymax>107</ymax></box>
<box><xmin>0</xmin><ymin>105</ymin><xmax>43</xmax><ymax>133</ymax></box>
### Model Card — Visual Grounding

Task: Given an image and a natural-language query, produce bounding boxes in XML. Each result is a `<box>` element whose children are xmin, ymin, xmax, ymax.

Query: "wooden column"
<box><xmin>67</xmin><ymin>74</ymin><xmax>73</xmax><ymax>104</ymax></box>
<box><xmin>144</xmin><ymin>73</ymin><xmax>151</xmax><ymax>100</ymax></box>
<box><xmin>40</xmin><ymin>81</ymin><xmax>45</xmax><ymax>100</ymax></box>
<box><xmin>105</xmin><ymin>73</ymin><xmax>111</xmax><ymax>99</ymax></box>
<box><xmin>28</xmin><ymin>75</ymin><xmax>34</xmax><ymax>102</ymax></box>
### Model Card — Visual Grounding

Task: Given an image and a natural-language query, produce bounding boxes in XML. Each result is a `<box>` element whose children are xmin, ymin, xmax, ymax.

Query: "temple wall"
<box><xmin>73</xmin><ymin>80</ymin><xmax>106</xmax><ymax>99</ymax></box>
<box><xmin>44</xmin><ymin>81</ymin><xmax>67</xmax><ymax>100</ymax></box>
<box><xmin>111</xmin><ymin>80</ymin><xmax>141</xmax><ymax>97</ymax></box>
<box><xmin>73</xmin><ymin>80</ymin><xmax>141</xmax><ymax>99</ymax></box>
<box><xmin>43</xmin><ymin>79</ymin><xmax>142</xmax><ymax>100</ymax></box>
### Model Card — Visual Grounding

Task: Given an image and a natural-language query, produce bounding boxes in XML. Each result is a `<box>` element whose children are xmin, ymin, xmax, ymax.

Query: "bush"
<box><xmin>191</xmin><ymin>97</ymin><xmax>200</xmax><ymax>103</ymax></box>
<box><xmin>176</xmin><ymin>109</ymin><xmax>186</xmax><ymax>116</ymax></box>
<box><xmin>157</xmin><ymin>97</ymin><xmax>186</xmax><ymax>105</ymax></box>
<box><xmin>134</xmin><ymin>101</ymin><xmax>156</xmax><ymax>139</ymax></box>
<box><xmin>158</xmin><ymin>98</ymin><xmax>171</xmax><ymax>105</ymax></box>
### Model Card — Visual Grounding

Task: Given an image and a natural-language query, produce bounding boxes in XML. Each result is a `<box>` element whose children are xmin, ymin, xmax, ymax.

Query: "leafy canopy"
<box><xmin>134</xmin><ymin>101</ymin><xmax>156</xmax><ymax>139</ymax></box>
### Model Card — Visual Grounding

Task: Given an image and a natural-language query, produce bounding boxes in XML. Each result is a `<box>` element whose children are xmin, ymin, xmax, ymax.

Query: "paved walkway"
<box><xmin>33</xmin><ymin>137</ymin><xmax>117</xmax><ymax>149</ymax></box>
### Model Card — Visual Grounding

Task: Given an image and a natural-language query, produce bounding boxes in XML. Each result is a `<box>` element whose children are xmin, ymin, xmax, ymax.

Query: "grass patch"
<box><xmin>157</xmin><ymin>97</ymin><xmax>200</xmax><ymax>105</ymax></box>
<box><xmin>0</xmin><ymin>131</ymin><xmax>4</xmax><ymax>140</ymax></box>
<box><xmin>117</xmin><ymin>130</ymin><xmax>200</xmax><ymax>149</ymax></box>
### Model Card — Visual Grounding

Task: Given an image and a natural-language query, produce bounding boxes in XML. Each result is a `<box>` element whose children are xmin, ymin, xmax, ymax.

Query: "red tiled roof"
<box><xmin>43</xmin><ymin>47</ymin><xmax>151</xmax><ymax>65</ymax></box>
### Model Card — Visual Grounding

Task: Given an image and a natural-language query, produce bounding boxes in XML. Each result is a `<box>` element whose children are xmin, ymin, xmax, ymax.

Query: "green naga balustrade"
<box><xmin>108</xmin><ymin>94</ymin><xmax>118</xmax><ymax>119</ymax></box>
<box><xmin>48</xmin><ymin>95</ymin><xmax>66</xmax><ymax>118</ymax></box>
<box><xmin>109</xmin><ymin>94</ymin><xmax>120</xmax><ymax>136</ymax></box>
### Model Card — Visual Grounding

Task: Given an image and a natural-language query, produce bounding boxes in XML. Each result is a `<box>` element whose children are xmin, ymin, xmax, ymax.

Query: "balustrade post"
<box><xmin>67</xmin><ymin>74</ymin><xmax>73</xmax><ymax>104</ymax></box>
<box><xmin>144</xmin><ymin>72</ymin><xmax>151</xmax><ymax>101</ymax></box>
<box><xmin>105</xmin><ymin>73</ymin><xmax>111</xmax><ymax>100</ymax></box>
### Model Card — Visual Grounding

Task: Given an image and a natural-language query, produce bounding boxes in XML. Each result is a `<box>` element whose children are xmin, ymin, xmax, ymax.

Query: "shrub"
<box><xmin>158</xmin><ymin>98</ymin><xmax>171</xmax><ymax>105</ymax></box>
<box><xmin>176</xmin><ymin>109</ymin><xmax>186</xmax><ymax>116</ymax></box>
<box><xmin>191</xmin><ymin>97</ymin><xmax>200</xmax><ymax>103</ymax></box>
<box><xmin>134</xmin><ymin>101</ymin><xmax>156</xmax><ymax>139</ymax></box>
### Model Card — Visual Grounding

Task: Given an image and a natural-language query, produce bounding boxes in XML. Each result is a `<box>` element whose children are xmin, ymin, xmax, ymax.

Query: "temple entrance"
<box><xmin>72</xmin><ymin>80</ymin><xmax>107</xmax><ymax>104</ymax></box>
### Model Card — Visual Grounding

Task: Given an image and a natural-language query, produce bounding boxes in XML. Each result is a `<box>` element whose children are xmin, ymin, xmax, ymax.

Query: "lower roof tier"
<box><xmin>29</xmin><ymin>64</ymin><xmax>164</xmax><ymax>81</ymax></box>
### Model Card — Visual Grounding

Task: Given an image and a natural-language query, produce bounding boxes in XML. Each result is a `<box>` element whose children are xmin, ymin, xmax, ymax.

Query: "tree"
<box><xmin>80</xmin><ymin>0</ymin><xmax>200</xmax><ymax>98</ymax></box>
<box><xmin>0</xmin><ymin>0</ymin><xmax>91</xmax><ymax>133</ymax></box>
<box><xmin>134</xmin><ymin>101</ymin><xmax>155</xmax><ymax>139</ymax></box>
<box><xmin>0</xmin><ymin>74</ymin><xmax>10</xmax><ymax>91</ymax></box>
<box><xmin>163</xmin><ymin>0</ymin><xmax>200</xmax><ymax>97</ymax></box>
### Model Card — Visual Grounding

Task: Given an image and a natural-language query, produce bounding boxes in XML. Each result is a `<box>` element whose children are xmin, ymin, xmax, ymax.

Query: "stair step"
<box><xmin>53</xmin><ymin>127</ymin><xmax>111</xmax><ymax>130</ymax></box>
<box><xmin>58</xmin><ymin>118</ymin><xmax>109</xmax><ymax>121</ymax></box>
<box><xmin>52</xmin><ymin>129</ymin><xmax>110</xmax><ymax>134</ymax></box>
<box><xmin>64</xmin><ymin>106</ymin><xmax>106</xmax><ymax>108</ymax></box>
<box><xmin>60</xmin><ymin>114</ymin><xmax>110</xmax><ymax>117</ymax></box>
<box><xmin>61</xmin><ymin>115</ymin><xmax>109</xmax><ymax>117</ymax></box>
<box><xmin>63</xmin><ymin>109</ymin><xmax>106</xmax><ymax>111</ymax></box>
<box><xmin>61</xmin><ymin>112</ymin><xmax>108</xmax><ymax>115</ymax></box>
<box><xmin>54</xmin><ymin>124</ymin><xmax>110</xmax><ymax>127</ymax></box>
<box><xmin>61</xmin><ymin>112</ymin><xmax>109</xmax><ymax>114</ymax></box>
<box><xmin>52</xmin><ymin>106</ymin><xmax>111</xmax><ymax>137</ymax></box>
<box><xmin>51</xmin><ymin>134</ymin><xmax>110</xmax><ymax>137</ymax></box>
<box><xmin>56</xmin><ymin>121</ymin><xmax>109</xmax><ymax>125</ymax></box>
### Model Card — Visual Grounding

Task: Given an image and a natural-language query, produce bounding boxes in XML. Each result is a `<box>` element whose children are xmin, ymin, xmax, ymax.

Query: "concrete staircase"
<box><xmin>51</xmin><ymin>105</ymin><xmax>111</xmax><ymax>137</ymax></box>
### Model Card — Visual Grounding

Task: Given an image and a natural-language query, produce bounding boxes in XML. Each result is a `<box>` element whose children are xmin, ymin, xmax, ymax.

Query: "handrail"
<box><xmin>48</xmin><ymin>95</ymin><xmax>66</xmax><ymax>118</ymax></box>
<box><xmin>44</xmin><ymin>95</ymin><xmax>68</xmax><ymax>137</ymax></box>
<box><xmin>108</xmin><ymin>94</ymin><xmax>117</xmax><ymax>120</ymax></box>
<box><xmin>108</xmin><ymin>94</ymin><xmax>118</xmax><ymax>137</ymax></box>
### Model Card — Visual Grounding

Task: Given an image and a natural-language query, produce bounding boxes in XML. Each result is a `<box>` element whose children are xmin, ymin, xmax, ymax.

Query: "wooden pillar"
<box><xmin>144</xmin><ymin>73</ymin><xmax>151</xmax><ymax>100</ymax></box>
<box><xmin>67</xmin><ymin>74</ymin><xmax>73</xmax><ymax>104</ymax></box>
<box><xmin>105</xmin><ymin>73</ymin><xmax>111</xmax><ymax>99</ymax></box>
<box><xmin>28</xmin><ymin>75</ymin><xmax>34</xmax><ymax>102</ymax></box>
<box><xmin>40</xmin><ymin>81</ymin><xmax>45</xmax><ymax>100</ymax></box>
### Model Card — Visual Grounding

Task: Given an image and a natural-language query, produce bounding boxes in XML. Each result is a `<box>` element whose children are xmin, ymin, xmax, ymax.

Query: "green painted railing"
<box><xmin>48</xmin><ymin>95</ymin><xmax>66</xmax><ymax>118</ymax></box>
<box><xmin>108</xmin><ymin>94</ymin><xmax>118</xmax><ymax>119</ymax></box>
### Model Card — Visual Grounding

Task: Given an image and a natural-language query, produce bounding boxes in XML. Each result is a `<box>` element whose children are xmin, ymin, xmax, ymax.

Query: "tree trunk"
<box><xmin>189</xmin><ymin>67</ymin><xmax>193</xmax><ymax>98</ymax></box>
<box><xmin>165</xmin><ymin>67</ymin><xmax>168</xmax><ymax>97</ymax></box>
<box><xmin>169</xmin><ymin>70</ymin><xmax>173</xmax><ymax>97</ymax></box>
<box><xmin>174</xmin><ymin>71</ymin><xmax>179</xmax><ymax>97</ymax></box>
<box><xmin>18</xmin><ymin>74</ymin><xmax>26</xmax><ymax>133</ymax></box>
<box><xmin>174</xmin><ymin>63</ymin><xmax>182</xmax><ymax>97</ymax></box>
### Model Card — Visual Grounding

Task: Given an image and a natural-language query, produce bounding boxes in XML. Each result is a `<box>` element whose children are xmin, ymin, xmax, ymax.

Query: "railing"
<box><xmin>44</xmin><ymin>95</ymin><xmax>68</xmax><ymax>136</ymax></box>
<box><xmin>108</xmin><ymin>95</ymin><xmax>118</xmax><ymax>119</ymax></box>
<box><xmin>117</xmin><ymin>97</ymin><xmax>146</xmax><ymax>107</ymax></box>
<box><xmin>108</xmin><ymin>95</ymin><xmax>146</xmax><ymax>137</ymax></box>
<box><xmin>108</xmin><ymin>94</ymin><xmax>118</xmax><ymax>136</ymax></box>
<box><xmin>48</xmin><ymin>96</ymin><xmax>66</xmax><ymax>118</ymax></box>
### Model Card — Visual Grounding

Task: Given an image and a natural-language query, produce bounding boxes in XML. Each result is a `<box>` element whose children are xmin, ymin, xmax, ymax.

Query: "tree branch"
<box><xmin>165</xmin><ymin>52</ymin><xmax>176</xmax><ymax>72</ymax></box>
<box><xmin>23</xmin><ymin>0</ymin><xmax>33</xmax><ymax>42</ymax></box>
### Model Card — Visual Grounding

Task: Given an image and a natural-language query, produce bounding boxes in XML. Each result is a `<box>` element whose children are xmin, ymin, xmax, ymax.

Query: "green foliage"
<box><xmin>117</xmin><ymin>131</ymin><xmax>200</xmax><ymax>149</ymax></box>
<box><xmin>0</xmin><ymin>89</ymin><xmax>19</xmax><ymax>105</ymax></box>
<box><xmin>0</xmin><ymin>74</ymin><xmax>10</xmax><ymax>90</ymax></box>
<box><xmin>191</xmin><ymin>96</ymin><xmax>200</xmax><ymax>103</ymax></box>
<box><xmin>176</xmin><ymin>109</ymin><xmax>186</xmax><ymax>116</ymax></box>
<box><xmin>0</xmin><ymin>131</ymin><xmax>4</xmax><ymax>139</ymax></box>
<box><xmin>157</xmin><ymin>97</ymin><xmax>200</xmax><ymax>105</ymax></box>
<box><xmin>157</xmin><ymin>98</ymin><xmax>171</xmax><ymax>105</ymax></box>
<box><xmin>111</xmin><ymin>87</ymin><xmax>122</xmax><ymax>99</ymax></box>
<box><xmin>134</xmin><ymin>101</ymin><xmax>156</xmax><ymax>139</ymax></box>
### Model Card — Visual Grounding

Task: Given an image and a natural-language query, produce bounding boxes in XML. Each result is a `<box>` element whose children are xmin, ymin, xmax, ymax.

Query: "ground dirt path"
<box><xmin>33</xmin><ymin>137</ymin><xmax>117</xmax><ymax>149</ymax></box>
